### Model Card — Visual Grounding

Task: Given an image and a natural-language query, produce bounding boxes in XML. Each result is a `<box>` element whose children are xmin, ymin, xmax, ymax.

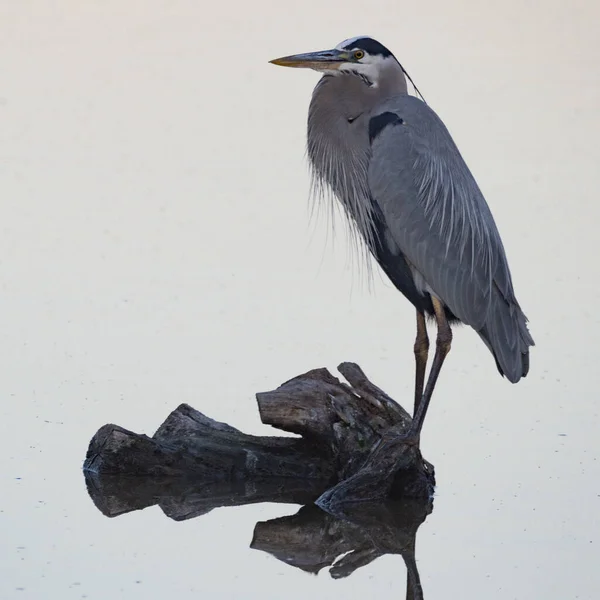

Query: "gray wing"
<box><xmin>368</xmin><ymin>96</ymin><xmax>534</xmax><ymax>382</ymax></box>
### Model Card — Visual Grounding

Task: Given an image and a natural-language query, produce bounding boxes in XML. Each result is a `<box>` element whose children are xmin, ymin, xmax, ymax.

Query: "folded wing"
<box><xmin>368</xmin><ymin>96</ymin><xmax>534</xmax><ymax>382</ymax></box>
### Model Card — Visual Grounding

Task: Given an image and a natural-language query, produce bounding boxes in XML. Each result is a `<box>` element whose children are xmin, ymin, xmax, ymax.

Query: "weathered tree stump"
<box><xmin>83</xmin><ymin>362</ymin><xmax>435</xmax><ymax>508</ymax></box>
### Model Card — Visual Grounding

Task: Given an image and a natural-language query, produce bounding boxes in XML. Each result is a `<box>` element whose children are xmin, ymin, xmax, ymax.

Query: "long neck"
<box><xmin>306</xmin><ymin>64</ymin><xmax>406</xmax><ymax>251</ymax></box>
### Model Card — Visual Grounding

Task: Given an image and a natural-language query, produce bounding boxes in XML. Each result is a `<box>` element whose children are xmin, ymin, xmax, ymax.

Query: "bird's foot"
<box><xmin>394</xmin><ymin>428</ymin><xmax>421</xmax><ymax>450</ymax></box>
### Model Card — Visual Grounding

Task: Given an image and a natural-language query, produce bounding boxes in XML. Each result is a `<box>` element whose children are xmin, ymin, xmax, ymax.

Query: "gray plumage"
<box><xmin>368</xmin><ymin>95</ymin><xmax>533</xmax><ymax>382</ymax></box>
<box><xmin>271</xmin><ymin>36</ymin><xmax>534</xmax><ymax>440</ymax></box>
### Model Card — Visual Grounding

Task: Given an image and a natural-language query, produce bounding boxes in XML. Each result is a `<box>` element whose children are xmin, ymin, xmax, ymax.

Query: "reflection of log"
<box><xmin>83</xmin><ymin>472</ymin><xmax>431</xmax><ymax>596</ymax></box>
<box><xmin>83</xmin><ymin>363</ymin><xmax>435</xmax><ymax>506</ymax></box>
<box><xmin>84</xmin><ymin>472</ymin><xmax>331</xmax><ymax>520</ymax></box>
<box><xmin>252</xmin><ymin>499</ymin><xmax>430</xmax><ymax>585</ymax></box>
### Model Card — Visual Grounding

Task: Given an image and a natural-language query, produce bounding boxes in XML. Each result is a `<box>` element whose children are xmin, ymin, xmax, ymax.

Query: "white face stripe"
<box><xmin>334</xmin><ymin>35</ymin><xmax>373</xmax><ymax>51</ymax></box>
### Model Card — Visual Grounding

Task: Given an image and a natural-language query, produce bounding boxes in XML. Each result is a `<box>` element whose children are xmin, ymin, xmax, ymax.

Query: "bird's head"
<box><xmin>270</xmin><ymin>36</ymin><xmax>398</xmax><ymax>88</ymax></box>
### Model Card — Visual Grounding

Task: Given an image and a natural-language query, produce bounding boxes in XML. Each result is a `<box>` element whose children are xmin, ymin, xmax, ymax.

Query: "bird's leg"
<box><xmin>413</xmin><ymin>310</ymin><xmax>429</xmax><ymax>419</ymax></box>
<box><xmin>410</xmin><ymin>296</ymin><xmax>452</xmax><ymax>440</ymax></box>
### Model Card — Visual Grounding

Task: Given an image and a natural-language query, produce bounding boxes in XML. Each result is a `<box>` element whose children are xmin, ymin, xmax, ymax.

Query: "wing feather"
<box><xmin>368</xmin><ymin>95</ymin><xmax>534</xmax><ymax>381</ymax></box>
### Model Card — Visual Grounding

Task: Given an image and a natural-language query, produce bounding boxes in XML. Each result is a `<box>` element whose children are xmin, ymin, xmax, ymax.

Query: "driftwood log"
<box><xmin>83</xmin><ymin>363</ymin><xmax>435</xmax><ymax>595</ymax></box>
<box><xmin>83</xmin><ymin>362</ymin><xmax>435</xmax><ymax>507</ymax></box>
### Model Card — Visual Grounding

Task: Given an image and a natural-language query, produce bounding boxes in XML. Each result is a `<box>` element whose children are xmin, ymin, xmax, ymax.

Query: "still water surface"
<box><xmin>2</xmin><ymin>1</ymin><xmax>600</xmax><ymax>598</ymax></box>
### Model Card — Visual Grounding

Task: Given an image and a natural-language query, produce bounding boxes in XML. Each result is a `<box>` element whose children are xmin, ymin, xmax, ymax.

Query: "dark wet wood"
<box><xmin>85</xmin><ymin>405</ymin><xmax>331</xmax><ymax>482</ymax></box>
<box><xmin>83</xmin><ymin>362</ymin><xmax>435</xmax><ymax>507</ymax></box>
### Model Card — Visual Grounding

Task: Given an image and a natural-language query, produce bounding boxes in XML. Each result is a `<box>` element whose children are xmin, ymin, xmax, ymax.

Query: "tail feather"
<box><xmin>477</xmin><ymin>296</ymin><xmax>534</xmax><ymax>383</ymax></box>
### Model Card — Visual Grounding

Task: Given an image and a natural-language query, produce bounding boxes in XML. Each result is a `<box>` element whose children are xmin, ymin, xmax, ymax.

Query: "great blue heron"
<box><xmin>270</xmin><ymin>36</ymin><xmax>534</xmax><ymax>444</ymax></box>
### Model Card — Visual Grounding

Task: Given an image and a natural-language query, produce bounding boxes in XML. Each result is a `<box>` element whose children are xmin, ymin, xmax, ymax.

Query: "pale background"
<box><xmin>1</xmin><ymin>0</ymin><xmax>599</xmax><ymax>598</ymax></box>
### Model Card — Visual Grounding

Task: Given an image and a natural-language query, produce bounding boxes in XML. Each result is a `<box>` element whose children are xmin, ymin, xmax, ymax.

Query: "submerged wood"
<box><xmin>83</xmin><ymin>362</ymin><xmax>435</xmax><ymax>506</ymax></box>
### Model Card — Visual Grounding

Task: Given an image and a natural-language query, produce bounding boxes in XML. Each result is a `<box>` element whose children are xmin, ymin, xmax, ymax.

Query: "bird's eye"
<box><xmin>353</xmin><ymin>50</ymin><xmax>365</xmax><ymax>60</ymax></box>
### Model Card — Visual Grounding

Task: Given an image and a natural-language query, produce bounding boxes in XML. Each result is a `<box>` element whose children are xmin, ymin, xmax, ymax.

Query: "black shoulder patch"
<box><xmin>343</xmin><ymin>37</ymin><xmax>392</xmax><ymax>57</ymax></box>
<box><xmin>369</xmin><ymin>112</ymin><xmax>404</xmax><ymax>143</ymax></box>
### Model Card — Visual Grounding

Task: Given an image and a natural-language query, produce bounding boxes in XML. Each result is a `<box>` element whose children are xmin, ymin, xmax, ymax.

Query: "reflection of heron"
<box><xmin>270</xmin><ymin>36</ymin><xmax>534</xmax><ymax>443</ymax></box>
